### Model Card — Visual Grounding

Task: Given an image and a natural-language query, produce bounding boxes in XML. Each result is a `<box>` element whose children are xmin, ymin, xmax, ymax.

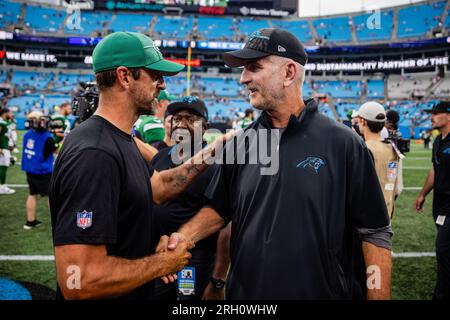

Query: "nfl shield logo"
<box><xmin>77</xmin><ymin>210</ymin><xmax>93</xmax><ymax>229</ymax></box>
<box><xmin>26</xmin><ymin>139</ymin><xmax>35</xmax><ymax>150</ymax></box>
<box><xmin>387</xmin><ymin>162</ymin><xmax>397</xmax><ymax>180</ymax></box>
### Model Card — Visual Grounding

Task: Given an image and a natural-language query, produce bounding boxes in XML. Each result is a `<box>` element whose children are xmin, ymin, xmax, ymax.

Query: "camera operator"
<box><xmin>356</xmin><ymin>102</ymin><xmax>401</xmax><ymax>219</ymax></box>
<box><xmin>381</xmin><ymin>109</ymin><xmax>405</xmax><ymax>198</ymax></box>
<box><xmin>21</xmin><ymin>111</ymin><xmax>57</xmax><ymax>229</ymax></box>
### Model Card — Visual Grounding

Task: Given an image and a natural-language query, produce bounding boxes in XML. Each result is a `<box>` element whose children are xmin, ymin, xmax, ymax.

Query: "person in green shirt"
<box><xmin>238</xmin><ymin>108</ymin><xmax>254</xmax><ymax>129</ymax></box>
<box><xmin>51</xmin><ymin>102</ymin><xmax>72</xmax><ymax>146</ymax></box>
<box><xmin>135</xmin><ymin>89</ymin><xmax>177</xmax><ymax>144</ymax></box>
<box><xmin>0</xmin><ymin>107</ymin><xmax>15</xmax><ymax>194</ymax></box>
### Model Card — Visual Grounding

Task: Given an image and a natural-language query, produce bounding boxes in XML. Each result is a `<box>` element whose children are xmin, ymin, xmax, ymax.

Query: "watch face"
<box><xmin>211</xmin><ymin>278</ymin><xmax>225</xmax><ymax>289</ymax></box>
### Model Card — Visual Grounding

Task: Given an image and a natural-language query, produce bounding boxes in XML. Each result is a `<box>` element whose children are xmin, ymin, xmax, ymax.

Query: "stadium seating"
<box><xmin>7</xmin><ymin>94</ymin><xmax>70</xmax><ymax>114</ymax></box>
<box><xmin>313</xmin><ymin>16</ymin><xmax>352</xmax><ymax>43</ymax></box>
<box><xmin>0</xmin><ymin>70</ymin><xmax>8</xmax><ymax>83</ymax></box>
<box><xmin>388</xmin><ymin>73</ymin><xmax>437</xmax><ymax>99</ymax></box>
<box><xmin>108</xmin><ymin>12</ymin><xmax>153</xmax><ymax>34</ymax></box>
<box><xmin>65</xmin><ymin>11</ymin><xmax>112</xmax><ymax>36</ymax></box>
<box><xmin>0</xmin><ymin>1</ymin><xmax>22</xmax><ymax>29</ymax></box>
<box><xmin>366</xmin><ymin>79</ymin><xmax>385</xmax><ymax>98</ymax></box>
<box><xmin>270</xmin><ymin>19</ymin><xmax>312</xmax><ymax>43</ymax></box>
<box><xmin>153</xmin><ymin>16</ymin><xmax>193</xmax><ymax>39</ymax></box>
<box><xmin>53</xmin><ymin>73</ymin><xmax>94</xmax><ymax>93</ymax></box>
<box><xmin>309</xmin><ymin>80</ymin><xmax>362</xmax><ymax>98</ymax></box>
<box><xmin>11</xmin><ymin>71</ymin><xmax>54</xmax><ymax>91</ymax></box>
<box><xmin>236</xmin><ymin>18</ymin><xmax>270</xmax><ymax>39</ymax></box>
<box><xmin>24</xmin><ymin>5</ymin><xmax>65</xmax><ymax>33</ymax></box>
<box><xmin>353</xmin><ymin>10</ymin><xmax>393</xmax><ymax>41</ymax></box>
<box><xmin>397</xmin><ymin>1</ymin><xmax>445</xmax><ymax>38</ymax></box>
<box><xmin>197</xmin><ymin>16</ymin><xmax>235</xmax><ymax>40</ymax></box>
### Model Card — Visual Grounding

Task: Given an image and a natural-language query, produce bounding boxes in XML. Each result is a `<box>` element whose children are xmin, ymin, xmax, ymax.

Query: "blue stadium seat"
<box><xmin>197</xmin><ymin>16</ymin><xmax>235</xmax><ymax>40</ymax></box>
<box><xmin>65</xmin><ymin>11</ymin><xmax>112</xmax><ymax>36</ymax></box>
<box><xmin>0</xmin><ymin>1</ymin><xmax>22</xmax><ymax>29</ymax></box>
<box><xmin>271</xmin><ymin>19</ymin><xmax>312</xmax><ymax>43</ymax></box>
<box><xmin>313</xmin><ymin>16</ymin><xmax>352</xmax><ymax>42</ymax></box>
<box><xmin>11</xmin><ymin>71</ymin><xmax>54</xmax><ymax>91</ymax></box>
<box><xmin>397</xmin><ymin>1</ymin><xmax>445</xmax><ymax>38</ymax></box>
<box><xmin>353</xmin><ymin>10</ymin><xmax>393</xmax><ymax>41</ymax></box>
<box><xmin>109</xmin><ymin>12</ymin><xmax>153</xmax><ymax>34</ymax></box>
<box><xmin>153</xmin><ymin>16</ymin><xmax>193</xmax><ymax>39</ymax></box>
<box><xmin>366</xmin><ymin>79</ymin><xmax>384</xmax><ymax>98</ymax></box>
<box><xmin>236</xmin><ymin>18</ymin><xmax>270</xmax><ymax>38</ymax></box>
<box><xmin>24</xmin><ymin>5</ymin><xmax>65</xmax><ymax>33</ymax></box>
<box><xmin>53</xmin><ymin>73</ymin><xmax>94</xmax><ymax>93</ymax></box>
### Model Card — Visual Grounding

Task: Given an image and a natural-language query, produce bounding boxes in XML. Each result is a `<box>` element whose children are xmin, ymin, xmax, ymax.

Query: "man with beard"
<box><xmin>50</xmin><ymin>32</ymin><xmax>228</xmax><ymax>300</ymax></box>
<box><xmin>160</xmin><ymin>28</ymin><xmax>392</xmax><ymax>300</ymax></box>
<box><xmin>415</xmin><ymin>101</ymin><xmax>450</xmax><ymax>300</ymax></box>
<box><xmin>151</xmin><ymin>96</ymin><xmax>230</xmax><ymax>300</ymax></box>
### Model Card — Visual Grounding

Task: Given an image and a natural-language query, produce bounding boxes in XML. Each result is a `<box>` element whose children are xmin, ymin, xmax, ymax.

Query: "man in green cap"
<box><xmin>50</xmin><ymin>102</ymin><xmax>72</xmax><ymax>149</ymax></box>
<box><xmin>50</xmin><ymin>32</ymin><xmax>230</xmax><ymax>300</ymax></box>
<box><xmin>134</xmin><ymin>89</ymin><xmax>177</xmax><ymax>146</ymax></box>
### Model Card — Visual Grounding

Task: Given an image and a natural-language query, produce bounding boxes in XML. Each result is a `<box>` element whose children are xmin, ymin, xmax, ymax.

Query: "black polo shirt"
<box><xmin>205</xmin><ymin>99</ymin><xmax>390</xmax><ymax>299</ymax></box>
<box><xmin>50</xmin><ymin>115</ymin><xmax>155</xmax><ymax>300</ymax></box>
<box><xmin>151</xmin><ymin>145</ymin><xmax>218</xmax><ymax>258</ymax></box>
<box><xmin>432</xmin><ymin>133</ymin><xmax>450</xmax><ymax>217</ymax></box>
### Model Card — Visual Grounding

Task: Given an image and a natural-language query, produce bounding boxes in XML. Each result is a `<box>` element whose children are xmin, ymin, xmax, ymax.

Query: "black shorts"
<box><xmin>26</xmin><ymin>172</ymin><xmax>51</xmax><ymax>196</ymax></box>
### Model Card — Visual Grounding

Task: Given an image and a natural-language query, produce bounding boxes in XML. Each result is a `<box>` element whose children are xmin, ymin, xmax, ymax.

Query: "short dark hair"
<box><xmin>95</xmin><ymin>67</ymin><xmax>142</xmax><ymax>91</ymax></box>
<box><xmin>367</xmin><ymin>120</ymin><xmax>385</xmax><ymax>133</ymax></box>
<box><xmin>245</xmin><ymin>108</ymin><xmax>253</xmax><ymax>116</ymax></box>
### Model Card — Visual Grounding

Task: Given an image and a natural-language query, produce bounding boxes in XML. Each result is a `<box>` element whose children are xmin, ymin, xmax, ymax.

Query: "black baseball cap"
<box><xmin>424</xmin><ymin>101</ymin><xmax>450</xmax><ymax>114</ymax></box>
<box><xmin>386</xmin><ymin>109</ymin><xmax>400</xmax><ymax>123</ymax></box>
<box><xmin>223</xmin><ymin>28</ymin><xmax>308</xmax><ymax>67</ymax></box>
<box><xmin>168</xmin><ymin>96</ymin><xmax>208</xmax><ymax>120</ymax></box>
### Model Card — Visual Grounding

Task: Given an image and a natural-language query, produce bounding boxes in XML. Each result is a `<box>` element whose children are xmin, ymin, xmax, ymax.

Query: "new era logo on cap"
<box><xmin>223</xmin><ymin>28</ymin><xmax>308</xmax><ymax>68</ymax></box>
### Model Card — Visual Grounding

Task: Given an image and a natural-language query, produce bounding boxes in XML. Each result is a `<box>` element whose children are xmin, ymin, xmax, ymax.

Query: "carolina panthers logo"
<box><xmin>181</xmin><ymin>96</ymin><xmax>199</xmax><ymax>104</ymax></box>
<box><xmin>296</xmin><ymin>156</ymin><xmax>326</xmax><ymax>174</ymax></box>
<box><xmin>248</xmin><ymin>30</ymin><xmax>270</xmax><ymax>42</ymax></box>
<box><xmin>443</xmin><ymin>148</ymin><xmax>450</xmax><ymax>155</ymax></box>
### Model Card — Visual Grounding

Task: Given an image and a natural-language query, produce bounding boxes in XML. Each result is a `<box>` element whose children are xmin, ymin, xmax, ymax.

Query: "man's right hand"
<box><xmin>156</xmin><ymin>234</ymin><xmax>194</xmax><ymax>284</ymax></box>
<box><xmin>415</xmin><ymin>194</ymin><xmax>426</xmax><ymax>213</ymax></box>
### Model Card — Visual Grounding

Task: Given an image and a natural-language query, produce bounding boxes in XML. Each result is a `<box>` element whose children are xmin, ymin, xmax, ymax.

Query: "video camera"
<box><xmin>388</xmin><ymin>130</ymin><xmax>410</xmax><ymax>154</ymax></box>
<box><xmin>71</xmin><ymin>82</ymin><xmax>99</xmax><ymax>123</ymax></box>
<box><xmin>24</xmin><ymin>116</ymin><xmax>52</xmax><ymax>131</ymax></box>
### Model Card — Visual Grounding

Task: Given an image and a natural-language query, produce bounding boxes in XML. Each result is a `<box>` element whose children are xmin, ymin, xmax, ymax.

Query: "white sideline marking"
<box><xmin>8</xmin><ymin>184</ymin><xmax>28</xmax><ymax>188</ymax></box>
<box><xmin>0</xmin><ymin>255</ymin><xmax>54</xmax><ymax>261</ymax></box>
<box><xmin>405</xmin><ymin>157</ymin><xmax>430</xmax><ymax>160</ymax></box>
<box><xmin>0</xmin><ymin>253</ymin><xmax>436</xmax><ymax>260</ymax></box>
<box><xmin>393</xmin><ymin>252</ymin><xmax>435</xmax><ymax>258</ymax></box>
<box><xmin>403</xmin><ymin>187</ymin><xmax>422</xmax><ymax>190</ymax></box>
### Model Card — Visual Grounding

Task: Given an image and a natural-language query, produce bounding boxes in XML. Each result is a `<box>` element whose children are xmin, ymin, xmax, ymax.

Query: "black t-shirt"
<box><xmin>151</xmin><ymin>146</ymin><xmax>218</xmax><ymax>258</ymax></box>
<box><xmin>50</xmin><ymin>115</ymin><xmax>155</xmax><ymax>300</ymax></box>
<box><xmin>151</xmin><ymin>140</ymin><xmax>169</xmax><ymax>151</ymax></box>
<box><xmin>205</xmin><ymin>99</ymin><xmax>390</xmax><ymax>299</ymax></box>
<box><xmin>432</xmin><ymin>134</ymin><xmax>450</xmax><ymax>216</ymax></box>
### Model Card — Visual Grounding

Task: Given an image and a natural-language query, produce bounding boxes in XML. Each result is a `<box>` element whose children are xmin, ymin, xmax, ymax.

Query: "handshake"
<box><xmin>155</xmin><ymin>233</ymin><xmax>194</xmax><ymax>284</ymax></box>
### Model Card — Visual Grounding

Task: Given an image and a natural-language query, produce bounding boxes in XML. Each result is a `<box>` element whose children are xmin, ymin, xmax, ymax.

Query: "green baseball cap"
<box><xmin>92</xmin><ymin>32</ymin><xmax>185</xmax><ymax>76</ymax></box>
<box><xmin>158</xmin><ymin>90</ymin><xmax>178</xmax><ymax>101</ymax></box>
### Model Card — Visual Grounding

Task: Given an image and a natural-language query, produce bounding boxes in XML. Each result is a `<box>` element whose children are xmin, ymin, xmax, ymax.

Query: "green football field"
<box><xmin>0</xmin><ymin>132</ymin><xmax>438</xmax><ymax>299</ymax></box>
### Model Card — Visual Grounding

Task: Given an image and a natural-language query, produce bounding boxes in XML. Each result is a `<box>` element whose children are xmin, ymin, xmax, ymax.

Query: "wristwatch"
<box><xmin>210</xmin><ymin>277</ymin><xmax>226</xmax><ymax>289</ymax></box>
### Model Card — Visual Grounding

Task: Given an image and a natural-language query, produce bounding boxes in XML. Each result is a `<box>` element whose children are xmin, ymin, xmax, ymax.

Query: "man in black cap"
<box><xmin>152</xmin><ymin>96</ymin><xmax>230</xmax><ymax>300</ymax></box>
<box><xmin>161</xmin><ymin>28</ymin><xmax>392</xmax><ymax>299</ymax></box>
<box><xmin>415</xmin><ymin>101</ymin><xmax>450</xmax><ymax>300</ymax></box>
